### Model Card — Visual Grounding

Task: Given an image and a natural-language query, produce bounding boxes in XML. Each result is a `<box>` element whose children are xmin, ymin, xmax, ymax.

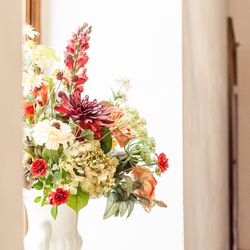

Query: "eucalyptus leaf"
<box><xmin>123</xmin><ymin>176</ymin><xmax>134</xmax><ymax>193</ymax></box>
<box><xmin>127</xmin><ymin>201</ymin><xmax>135</xmax><ymax>218</ymax></box>
<box><xmin>103</xmin><ymin>202</ymin><xmax>119</xmax><ymax>219</ymax></box>
<box><xmin>103</xmin><ymin>194</ymin><xmax>115</xmax><ymax>219</ymax></box>
<box><xmin>119</xmin><ymin>201</ymin><xmax>128</xmax><ymax>217</ymax></box>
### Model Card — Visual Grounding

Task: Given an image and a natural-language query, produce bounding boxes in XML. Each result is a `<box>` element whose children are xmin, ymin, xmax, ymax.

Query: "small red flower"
<box><xmin>64</xmin><ymin>53</ymin><xmax>74</xmax><ymax>70</ymax></box>
<box><xmin>48</xmin><ymin>188</ymin><xmax>69</xmax><ymax>206</ymax></box>
<box><xmin>24</xmin><ymin>101</ymin><xmax>35</xmax><ymax>116</ymax></box>
<box><xmin>30</xmin><ymin>159</ymin><xmax>48</xmax><ymax>177</ymax></box>
<box><xmin>33</xmin><ymin>83</ymin><xmax>48</xmax><ymax>105</ymax></box>
<box><xmin>157</xmin><ymin>153</ymin><xmax>169</xmax><ymax>173</ymax></box>
<box><xmin>77</xmin><ymin>53</ymin><xmax>89</xmax><ymax>68</ymax></box>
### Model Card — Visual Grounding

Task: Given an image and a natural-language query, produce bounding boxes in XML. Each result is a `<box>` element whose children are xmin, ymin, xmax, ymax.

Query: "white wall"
<box><xmin>41</xmin><ymin>1</ymin><xmax>183</xmax><ymax>249</ymax></box>
<box><xmin>0</xmin><ymin>0</ymin><xmax>23</xmax><ymax>249</ymax></box>
<box><xmin>183</xmin><ymin>0</ymin><xmax>229</xmax><ymax>249</ymax></box>
<box><xmin>229</xmin><ymin>1</ymin><xmax>250</xmax><ymax>248</ymax></box>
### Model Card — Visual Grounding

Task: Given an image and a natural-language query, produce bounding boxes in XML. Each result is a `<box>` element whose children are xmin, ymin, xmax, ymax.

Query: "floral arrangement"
<box><xmin>23</xmin><ymin>23</ymin><xmax>169</xmax><ymax>219</ymax></box>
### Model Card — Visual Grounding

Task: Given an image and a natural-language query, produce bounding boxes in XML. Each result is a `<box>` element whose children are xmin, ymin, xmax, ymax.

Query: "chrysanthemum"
<box><xmin>32</xmin><ymin>119</ymin><xmax>74</xmax><ymax>150</ymax></box>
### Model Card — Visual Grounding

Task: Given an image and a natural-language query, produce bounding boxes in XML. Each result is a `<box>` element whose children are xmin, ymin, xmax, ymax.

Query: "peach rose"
<box><xmin>107</xmin><ymin>106</ymin><xmax>134</xmax><ymax>147</ymax></box>
<box><xmin>131</xmin><ymin>167</ymin><xmax>157</xmax><ymax>200</ymax></box>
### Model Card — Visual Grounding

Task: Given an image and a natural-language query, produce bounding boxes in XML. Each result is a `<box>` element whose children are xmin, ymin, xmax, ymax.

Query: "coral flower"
<box><xmin>107</xmin><ymin>106</ymin><xmax>134</xmax><ymax>147</ymax></box>
<box><xmin>131</xmin><ymin>167</ymin><xmax>157</xmax><ymax>200</ymax></box>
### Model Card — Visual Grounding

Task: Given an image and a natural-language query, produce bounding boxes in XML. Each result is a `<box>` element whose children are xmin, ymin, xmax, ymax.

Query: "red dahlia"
<box><xmin>30</xmin><ymin>159</ymin><xmax>48</xmax><ymax>177</ymax></box>
<box><xmin>49</xmin><ymin>188</ymin><xmax>69</xmax><ymax>206</ymax></box>
<box><xmin>55</xmin><ymin>91</ymin><xmax>113</xmax><ymax>136</ymax></box>
<box><xmin>157</xmin><ymin>153</ymin><xmax>169</xmax><ymax>173</ymax></box>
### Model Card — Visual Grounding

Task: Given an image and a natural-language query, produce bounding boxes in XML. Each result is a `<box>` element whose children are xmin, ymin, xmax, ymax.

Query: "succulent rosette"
<box><xmin>23</xmin><ymin>23</ymin><xmax>169</xmax><ymax>219</ymax></box>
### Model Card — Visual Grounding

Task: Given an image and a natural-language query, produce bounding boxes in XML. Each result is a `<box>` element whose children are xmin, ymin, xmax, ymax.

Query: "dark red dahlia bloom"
<box><xmin>55</xmin><ymin>91</ymin><xmax>113</xmax><ymax>135</ymax></box>
<box><xmin>157</xmin><ymin>153</ymin><xmax>169</xmax><ymax>173</ymax></box>
<box><xmin>49</xmin><ymin>188</ymin><xmax>69</xmax><ymax>206</ymax></box>
<box><xmin>30</xmin><ymin>159</ymin><xmax>48</xmax><ymax>177</ymax></box>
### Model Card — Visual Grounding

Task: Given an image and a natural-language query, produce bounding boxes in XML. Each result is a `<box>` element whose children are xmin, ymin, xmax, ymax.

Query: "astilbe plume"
<box><xmin>55</xmin><ymin>91</ymin><xmax>113</xmax><ymax>138</ymax></box>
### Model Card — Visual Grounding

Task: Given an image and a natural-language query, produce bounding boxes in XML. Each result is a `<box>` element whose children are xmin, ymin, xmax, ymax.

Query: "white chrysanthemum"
<box><xmin>32</xmin><ymin>119</ymin><xmax>74</xmax><ymax>150</ymax></box>
<box><xmin>22</xmin><ymin>68</ymin><xmax>43</xmax><ymax>96</ymax></box>
<box><xmin>24</xmin><ymin>24</ymin><xmax>39</xmax><ymax>39</ymax></box>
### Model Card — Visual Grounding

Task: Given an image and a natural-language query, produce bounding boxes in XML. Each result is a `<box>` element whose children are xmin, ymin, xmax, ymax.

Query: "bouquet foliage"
<box><xmin>23</xmin><ymin>24</ymin><xmax>169</xmax><ymax>219</ymax></box>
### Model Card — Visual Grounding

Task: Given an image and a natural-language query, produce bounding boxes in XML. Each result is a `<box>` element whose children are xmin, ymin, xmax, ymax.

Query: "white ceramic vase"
<box><xmin>23</xmin><ymin>188</ymin><xmax>83</xmax><ymax>250</ymax></box>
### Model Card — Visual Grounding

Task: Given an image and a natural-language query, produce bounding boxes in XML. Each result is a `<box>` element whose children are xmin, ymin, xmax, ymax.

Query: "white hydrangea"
<box><xmin>32</xmin><ymin>119</ymin><xmax>74</xmax><ymax>150</ymax></box>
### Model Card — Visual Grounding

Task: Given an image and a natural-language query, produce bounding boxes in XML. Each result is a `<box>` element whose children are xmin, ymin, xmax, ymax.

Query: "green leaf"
<box><xmin>51</xmin><ymin>205</ymin><xmax>58</xmax><ymax>219</ymax></box>
<box><xmin>25</xmin><ymin>94</ymin><xmax>35</xmax><ymax>103</ymax></box>
<box><xmin>123</xmin><ymin>176</ymin><xmax>134</xmax><ymax>193</ymax></box>
<box><xmin>50</xmin><ymin>150</ymin><xmax>61</xmax><ymax>164</ymax></box>
<box><xmin>62</xmin><ymin>179</ymin><xmax>72</xmax><ymax>185</ymax></box>
<box><xmin>42</xmin><ymin>148</ymin><xmax>50</xmax><ymax>162</ymax></box>
<box><xmin>45</xmin><ymin>175</ymin><xmax>52</xmax><ymax>185</ymax></box>
<box><xmin>100</xmin><ymin>127</ymin><xmax>112</xmax><ymax>153</ymax></box>
<box><xmin>104</xmin><ymin>203</ymin><xmax>119</xmax><ymax>219</ymax></box>
<box><xmin>127</xmin><ymin>201</ymin><xmax>135</xmax><ymax>218</ymax></box>
<box><xmin>58</xmin><ymin>145</ymin><xmax>64</xmax><ymax>156</ymax></box>
<box><xmin>67</xmin><ymin>188</ymin><xmax>89</xmax><ymax>213</ymax></box>
<box><xmin>34</xmin><ymin>196</ymin><xmax>42</xmax><ymax>203</ymax></box>
<box><xmin>81</xmin><ymin>129</ymin><xmax>94</xmax><ymax>140</ymax></box>
<box><xmin>53</xmin><ymin>171</ymin><xmax>61</xmax><ymax>181</ymax></box>
<box><xmin>103</xmin><ymin>193</ymin><xmax>120</xmax><ymax>219</ymax></box>
<box><xmin>48</xmin><ymin>78</ymin><xmax>54</xmax><ymax>92</ymax></box>
<box><xmin>119</xmin><ymin>201</ymin><xmax>128</xmax><ymax>217</ymax></box>
<box><xmin>33</xmin><ymin>181</ymin><xmax>43</xmax><ymax>190</ymax></box>
<box><xmin>41</xmin><ymin>198</ymin><xmax>47</xmax><ymax>207</ymax></box>
<box><xmin>42</xmin><ymin>148</ymin><xmax>61</xmax><ymax>164</ymax></box>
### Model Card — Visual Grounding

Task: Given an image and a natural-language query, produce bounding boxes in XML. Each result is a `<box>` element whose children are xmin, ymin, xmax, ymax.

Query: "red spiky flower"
<box><xmin>63</xmin><ymin>23</ymin><xmax>92</xmax><ymax>95</ymax></box>
<box><xmin>55</xmin><ymin>91</ymin><xmax>113</xmax><ymax>138</ymax></box>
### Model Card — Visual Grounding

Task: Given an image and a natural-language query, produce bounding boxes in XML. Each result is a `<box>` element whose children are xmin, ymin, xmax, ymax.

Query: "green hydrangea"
<box><xmin>59</xmin><ymin>140</ymin><xmax>119</xmax><ymax>198</ymax></box>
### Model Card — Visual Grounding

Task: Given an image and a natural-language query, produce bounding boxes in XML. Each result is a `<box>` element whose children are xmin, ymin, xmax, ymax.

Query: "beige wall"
<box><xmin>0</xmin><ymin>0</ymin><xmax>23</xmax><ymax>249</ymax></box>
<box><xmin>183</xmin><ymin>0</ymin><xmax>229</xmax><ymax>249</ymax></box>
<box><xmin>229</xmin><ymin>1</ymin><xmax>250</xmax><ymax>249</ymax></box>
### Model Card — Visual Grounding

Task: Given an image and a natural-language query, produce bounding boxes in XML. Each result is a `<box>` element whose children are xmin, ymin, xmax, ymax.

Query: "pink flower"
<box><xmin>77</xmin><ymin>53</ymin><xmax>89</xmax><ymax>67</ymax></box>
